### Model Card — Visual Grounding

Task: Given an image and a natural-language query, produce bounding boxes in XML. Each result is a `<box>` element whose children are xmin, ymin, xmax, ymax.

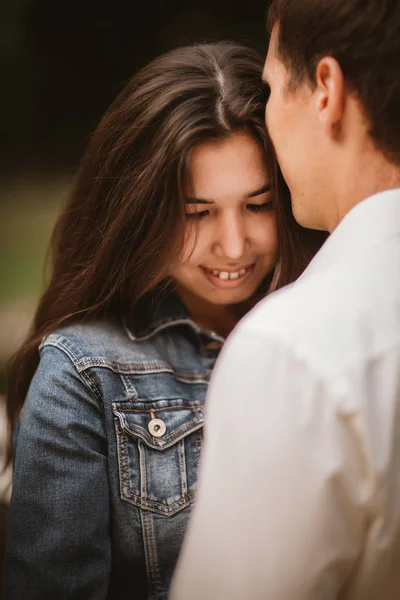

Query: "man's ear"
<box><xmin>314</xmin><ymin>57</ymin><xmax>345</xmax><ymax>139</ymax></box>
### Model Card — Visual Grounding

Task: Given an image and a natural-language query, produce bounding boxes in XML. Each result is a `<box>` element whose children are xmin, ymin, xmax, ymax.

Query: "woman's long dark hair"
<box><xmin>6</xmin><ymin>42</ymin><xmax>326</xmax><ymax>449</ymax></box>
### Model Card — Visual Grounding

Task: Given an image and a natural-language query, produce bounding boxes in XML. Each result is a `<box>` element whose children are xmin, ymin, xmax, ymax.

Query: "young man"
<box><xmin>171</xmin><ymin>1</ymin><xmax>400</xmax><ymax>599</ymax></box>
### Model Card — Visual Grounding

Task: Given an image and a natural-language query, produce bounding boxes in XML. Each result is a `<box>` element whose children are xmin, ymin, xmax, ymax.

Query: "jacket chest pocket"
<box><xmin>113</xmin><ymin>404</ymin><xmax>204</xmax><ymax>516</ymax></box>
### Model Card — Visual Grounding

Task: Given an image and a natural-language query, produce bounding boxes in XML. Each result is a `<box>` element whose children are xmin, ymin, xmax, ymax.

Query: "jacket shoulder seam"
<box><xmin>40</xmin><ymin>338</ymin><xmax>104</xmax><ymax>408</ymax></box>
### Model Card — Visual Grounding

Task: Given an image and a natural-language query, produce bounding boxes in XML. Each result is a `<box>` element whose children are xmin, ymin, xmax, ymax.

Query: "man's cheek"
<box><xmin>265</xmin><ymin>97</ymin><xmax>280</xmax><ymax>132</ymax></box>
<box><xmin>264</xmin><ymin>101</ymin><xmax>271</xmax><ymax>128</ymax></box>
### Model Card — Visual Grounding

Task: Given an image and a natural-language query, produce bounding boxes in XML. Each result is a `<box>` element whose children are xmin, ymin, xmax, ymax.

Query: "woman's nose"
<box><xmin>214</xmin><ymin>215</ymin><xmax>249</xmax><ymax>259</ymax></box>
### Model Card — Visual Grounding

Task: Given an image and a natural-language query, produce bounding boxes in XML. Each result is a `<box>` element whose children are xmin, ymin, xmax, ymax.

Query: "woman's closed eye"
<box><xmin>247</xmin><ymin>200</ymin><xmax>273</xmax><ymax>213</ymax></box>
<box><xmin>185</xmin><ymin>210</ymin><xmax>209</xmax><ymax>221</ymax></box>
<box><xmin>185</xmin><ymin>201</ymin><xmax>273</xmax><ymax>220</ymax></box>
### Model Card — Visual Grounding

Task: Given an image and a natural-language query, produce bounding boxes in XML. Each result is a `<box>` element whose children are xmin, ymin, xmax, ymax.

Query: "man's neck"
<box><xmin>328</xmin><ymin>149</ymin><xmax>400</xmax><ymax>232</ymax></box>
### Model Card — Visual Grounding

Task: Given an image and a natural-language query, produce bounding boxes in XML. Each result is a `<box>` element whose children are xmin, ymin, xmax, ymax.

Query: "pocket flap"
<box><xmin>113</xmin><ymin>404</ymin><xmax>204</xmax><ymax>450</ymax></box>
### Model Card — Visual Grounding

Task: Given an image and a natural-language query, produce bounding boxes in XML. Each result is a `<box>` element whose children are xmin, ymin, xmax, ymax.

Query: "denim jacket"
<box><xmin>4</xmin><ymin>293</ymin><xmax>224</xmax><ymax>600</ymax></box>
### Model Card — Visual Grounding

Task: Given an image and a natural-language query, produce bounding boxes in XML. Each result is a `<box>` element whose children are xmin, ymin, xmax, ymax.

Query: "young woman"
<box><xmin>4</xmin><ymin>43</ymin><xmax>325</xmax><ymax>600</ymax></box>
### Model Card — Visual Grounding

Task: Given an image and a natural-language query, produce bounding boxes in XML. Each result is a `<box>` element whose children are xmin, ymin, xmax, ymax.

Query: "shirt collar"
<box><xmin>124</xmin><ymin>288</ymin><xmax>225</xmax><ymax>344</ymax></box>
<box><xmin>298</xmin><ymin>187</ymin><xmax>400</xmax><ymax>282</ymax></box>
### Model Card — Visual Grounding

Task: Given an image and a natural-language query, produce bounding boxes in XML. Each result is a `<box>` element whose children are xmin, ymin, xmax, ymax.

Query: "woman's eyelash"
<box><xmin>247</xmin><ymin>201</ymin><xmax>273</xmax><ymax>213</ymax></box>
<box><xmin>185</xmin><ymin>210</ymin><xmax>209</xmax><ymax>220</ymax></box>
<box><xmin>185</xmin><ymin>201</ymin><xmax>272</xmax><ymax>220</ymax></box>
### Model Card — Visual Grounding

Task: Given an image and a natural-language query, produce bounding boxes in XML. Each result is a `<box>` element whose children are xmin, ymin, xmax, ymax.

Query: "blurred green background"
<box><xmin>0</xmin><ymin>0</ymin><xmax>270</xmax><ymax>395</ymax></box>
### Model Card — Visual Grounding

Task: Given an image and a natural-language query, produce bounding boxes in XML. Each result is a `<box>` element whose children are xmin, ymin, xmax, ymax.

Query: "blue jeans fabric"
<box><xmin>4</xmin><ymin>293</ymin><xmax>224</xmax><ymax>599</ymax></box>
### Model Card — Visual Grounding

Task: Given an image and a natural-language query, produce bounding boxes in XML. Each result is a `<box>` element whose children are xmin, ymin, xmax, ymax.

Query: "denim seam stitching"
<box><xmin>195</xmin><ymin>429</ymin><xmax>203</xmax><ymax>465</ymax></box>
<box><xmin>141</xmin><ymin>511</ymin><xmax>161</xmax><ymax>598</ymax></box>
<box><xmin>113</xmin><ymin>404</ymin><xmax>204</xmax><ymax>412</ymax></box>
<box><xmin>139</xmin><ymin>440</ymin><xmax>147</xmax><ymax>498</ymax></box>
<box><xmin>178</xmin><ymin>439</ymin><xmax>187</xmax><ymax>497</ymax></box>
<box><xmin>42</xmin><ymin>339</ymin><xmax>80</xmax><ymax>364</ymax></box>
<box><xmin>119</xmin><ymin>373</ymin><xmax>138</xmax><ymax>401</ymax></box>
<box><xmin>80</xmin><ymin>370</ymin><xmax>104</xmax><ymax>408</ymax></box>
<box><xmin>115</xmin><ymin>420</ymin><xmax>128</xmax><ymax>500</ymax></box>
<box><xmin>127</xmin><ymin>492</ymin><xmax>196</xmax><ymax>515</ymax></box>
<box><xmin>116</xmin><ymin>425</ymin><xmax>196</xmax><ymax>514</ymax></box>
<box><xmin>119</xmin><ymin>414</ymin><xmax>203</xmax><ymax>447</ymax></box>
<box><xmin>74</xmin><ymin>356</ymin><xmax>209</xmax><ymax>378</ymax></box>
<box><xmin>147</xmin><ymin>511</ymin><xmax>161</xmax><ymax>597</ymax></box>
<box><xmin>41</xmin><ymin>340</ymin><xmax>104</xmax><ymax>408</ymax></box>
<box><xmin>120</xmin><ymin>482</ymin><xmax>196</xmax><ymax>514</ymax></box>
<box><xmin>76</xmin><ymin>357</ymin><xmax>172</xmax><ymax>370</ymax></box>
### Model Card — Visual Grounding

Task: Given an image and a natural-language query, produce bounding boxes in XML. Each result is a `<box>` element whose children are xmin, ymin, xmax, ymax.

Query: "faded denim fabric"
<box><xmin>4</xmin><ymin>293</ymin><xmax>224</xmax><ymax>600</ymax></box>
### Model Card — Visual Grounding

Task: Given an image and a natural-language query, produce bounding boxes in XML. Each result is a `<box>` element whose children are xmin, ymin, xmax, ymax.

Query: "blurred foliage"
<box><xmin>0</xmin><ymin>179</ymin><xmax>69</xmax><ymax>304</ymax></box>
<box><xmin>0</xmin><ymin>178</ymin><xmax>70</xmax><ymax>394</ymax></box>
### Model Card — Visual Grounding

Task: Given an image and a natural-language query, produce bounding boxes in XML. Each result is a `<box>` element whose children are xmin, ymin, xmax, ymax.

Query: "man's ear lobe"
<box><xmin>314</xmin><ymin>57</ymin><xmax>345</xmax><ymax>139</ymax></box>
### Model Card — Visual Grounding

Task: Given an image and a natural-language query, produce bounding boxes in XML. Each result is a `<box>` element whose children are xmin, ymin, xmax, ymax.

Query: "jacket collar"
<box><xmin>123</xmin><ymin>288</ymin><xmax>225</xmax><ymax>344</ymax></box>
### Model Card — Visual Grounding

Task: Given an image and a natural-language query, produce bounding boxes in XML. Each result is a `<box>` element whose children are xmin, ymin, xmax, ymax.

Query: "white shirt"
<box><xmin>171</xmin><ymin>189</ymin><xmax>400</xmax><ymax>600</ymax></box>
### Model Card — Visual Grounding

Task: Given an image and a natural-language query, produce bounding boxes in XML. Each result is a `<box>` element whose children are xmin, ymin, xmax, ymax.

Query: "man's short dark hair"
<box><xmin>267</xmin><ymin>0</ymin><xmax>400</xmax><ymax>165</ymax></box>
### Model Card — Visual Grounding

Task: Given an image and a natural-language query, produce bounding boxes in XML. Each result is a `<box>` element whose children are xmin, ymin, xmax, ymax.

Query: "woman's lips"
<box><xmin>200</xmin><ymin>263</ymin><xmax>256</xmax><ymax>288</ymax></box>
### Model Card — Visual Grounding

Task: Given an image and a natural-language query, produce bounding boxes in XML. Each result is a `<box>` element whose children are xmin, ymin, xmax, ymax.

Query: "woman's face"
<box><xmin>172</xmin><ymin>132</ymin><xmax>278</xmax><ymax>308</ymax></box>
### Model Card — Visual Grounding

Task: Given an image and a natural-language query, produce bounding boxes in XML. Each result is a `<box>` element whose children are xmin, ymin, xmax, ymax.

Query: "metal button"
<box><xmin>148</xmin><ymin>418</ymin><xmax>166</xmax><ymax>438</ymax></box>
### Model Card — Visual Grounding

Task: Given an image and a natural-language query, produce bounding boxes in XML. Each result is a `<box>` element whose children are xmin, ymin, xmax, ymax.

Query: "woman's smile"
<box><xmin>200</xmin><ymin>262</ymin><xmax>256</xmax><ymax>288</ymax></box>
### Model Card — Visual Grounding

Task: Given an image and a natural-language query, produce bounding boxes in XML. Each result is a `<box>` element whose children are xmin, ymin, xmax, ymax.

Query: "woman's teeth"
<box><xmin>207</xmin><ymin>267</ymin><xmax>249</xmax><ymax>281</ymax></box>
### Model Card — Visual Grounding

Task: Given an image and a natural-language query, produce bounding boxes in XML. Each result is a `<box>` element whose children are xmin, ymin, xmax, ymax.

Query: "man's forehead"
<box><xmin>263</xmin><ymin>32</ymin><xmax>278</xmax><ymax>81</ymax></box>
<box><xmin>268</xmin><ymin>24</ymin><xmax>279</xmax><ymax>57</ymax></box>
<box><xmin>262</xmin><ymin>59</ymin><xmax>270</xmax><ymax>83</ymax></box>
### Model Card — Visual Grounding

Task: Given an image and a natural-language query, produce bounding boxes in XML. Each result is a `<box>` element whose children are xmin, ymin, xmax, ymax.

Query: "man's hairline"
<box><xmin>266</xmin><ymin>22</ymin><xmax>346</xmax><ymax>96</ymax></box>
<box><xmin>264</xmin><ymin>26</ymin><xmax>315</xmax><ymax>96</ymax></box>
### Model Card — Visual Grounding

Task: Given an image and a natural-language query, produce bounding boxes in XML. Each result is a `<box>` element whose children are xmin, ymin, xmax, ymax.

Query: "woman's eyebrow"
<box><xmin>185</xmin><ymin>198</ymin><xmax>214</xmax><ymax>204</ymax></box>
<box><xmin>185</xmin><ymin>184</ymin><xmax>271</xmax><ymax>204</ymax></box>
<box><xmin>247</xmin><ymin>184</ymin><xmax>271</xmax><ymax>198</ymax></box>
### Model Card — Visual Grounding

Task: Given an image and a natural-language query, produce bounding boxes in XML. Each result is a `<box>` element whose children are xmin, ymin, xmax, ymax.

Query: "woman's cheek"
<box><xmin>265</xmin><ymin>216</ymin><xmax>278</xmax><ymax>257</ymax></box>
<box><xmin>180</xmin><ymin>225</ymin><xmax>198</xmax><ymax>264</ymax></box>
